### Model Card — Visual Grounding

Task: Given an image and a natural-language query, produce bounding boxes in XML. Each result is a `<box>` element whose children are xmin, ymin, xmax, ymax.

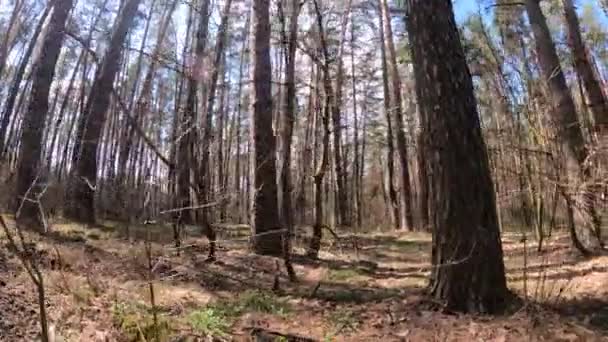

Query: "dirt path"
<box><xmin>1</xmin><ymin>219</ymin><xmax>607</xmax><ymax>341</ymax></box>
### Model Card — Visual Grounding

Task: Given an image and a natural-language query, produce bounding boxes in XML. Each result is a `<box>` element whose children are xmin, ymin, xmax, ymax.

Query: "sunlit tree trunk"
<box><xmin>406</xmin><ymin>0</ymin><xmax>510</xmax><ymax>313</ymax></box>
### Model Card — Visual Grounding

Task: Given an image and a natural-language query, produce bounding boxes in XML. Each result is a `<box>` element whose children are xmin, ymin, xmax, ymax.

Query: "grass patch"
<box><xmin>328</xmin><ymin>308</ymin><xmax>359</xmax><ymax>332</ymax></box>
<box><xmin>238</xmin><ymin>290</ymin><xmax>291</xmax><ymax>315</ymax></box>
<box><xmin>48</xmin><ymin>229</ymin><xmax>86</xmax><ymax>243</ymax></box>
<box><xmin>111</xmin><ymin>301</ymin><xmax>173</xmax><ymax>342</ymax></box>
<box><xmin>322</xmin><ymin>308</ymin><xmax>360</xmax><ymax>341</ymax></box>
<box><xmin>187</xmin><ymin>290</ymin><xmax>292</xmax><ymax>338</ymax></box>
<box><xmin>327</xmin><ymin>268</ymin><xmax>366</xmax><ymax>282</ymax></box>
<box><xmin>188</xmin><ymin>308</ymin><xmax>231</xmax><ymax>338</ymax></box>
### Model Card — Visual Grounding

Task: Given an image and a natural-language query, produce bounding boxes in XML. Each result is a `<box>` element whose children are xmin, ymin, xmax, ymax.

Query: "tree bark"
<box><xmin>278</xmin><ymin>0</ymin><xmax>301</xmax><ymax>279</ymax></box>
<box><xmin>525</xmin><ymin>0</ymin><xmax>603</xmax><ymax>249</ymax></box>
<box><xmin>15</xmin><ymin>0</ymin><xmax>74</xmax><ymax>230</ymax></box>
<box><xmin>65</xmin><ymin>0</ymin><xmax>143</xmax><ymax>223</ymax></box>
<box><xmin>406</xmin><ymin>0</ymin><xmax>510</xmax><ymax>313</ymax></box>
<box><xmin>562</xmin><ymin>0</ymin><xmax>608</xmax><ymax>133</ymax></box>
<box><xmin>0</xmin><ymin>0</ymin><xmax>24</xmax><ymax>83</ymax></box>
<box><xmin>380</xmin><ymin>0</ymin><xmax>413</xmax><ymax>230</ymax></box>
<box><xmin>330</xmin><ymin>0</ymin><xmax>354</xmax><ymax>227</ymax></box>
<box><xmin>378</xmin><ymin>6</ymin><xmax>400</xmax><ymax>229</ymax></box>
<box><xmin>0</xmin><ymin>5</ymin><xmax>52</xmax><ymax>158</ymax></box>
<box><xmin>250</xmin><ymin>0</ymin><xmax>282</xmax><ymax>256</ymax></box>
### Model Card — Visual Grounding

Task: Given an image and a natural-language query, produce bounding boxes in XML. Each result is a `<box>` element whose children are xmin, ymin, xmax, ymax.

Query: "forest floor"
<box><xmin>0</xmin><ymin>217</ymin><xmax>607</xmax><ymax>341</ymax></box>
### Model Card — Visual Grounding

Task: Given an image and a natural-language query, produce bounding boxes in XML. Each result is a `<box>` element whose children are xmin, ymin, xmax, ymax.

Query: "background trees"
<box><xmin>0</xmin><ymin>0</ymin><xmax>606</xmax><ymax>323</ymax></box>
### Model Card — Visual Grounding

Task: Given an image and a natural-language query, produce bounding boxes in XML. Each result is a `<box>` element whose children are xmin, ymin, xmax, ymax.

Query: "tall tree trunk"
<box><xmin>15</xmin><ymin>0</ymin><xmax>74</xmax><ymax>230</ymax></box>
<box><xmin>0</xmin><ymin>5</ymin><xmax>52</xmax><ymax>158</ymax></box>
<box><xmin>278</xmin><ymin>0</ymin><xmax>301</xmax><ymax>280</ymax></box>
<box><xmin>234</xmin><ymin>14</ymin><xmax>250</xmax><ymax>224</ymax></box>
<box><xmin>0</xmin><ymin>0</ymin><xmax>24</xmax><ymax>82</ymax></box>
<box><xmin>308</xmin><ymin>0</ymin><xmax>333</xmax><ymax>259</ymax></box>
<box><xmin>350</xmin><ymin>15</ymin><xmax>361</xmax><ymax>228</ymax></box>
<box><xmin>196</xmin><ymin>0</ymin><xmax>234</xmax><ymax>259</ymax></box>
<box><xmin>525</xmin><ymin>0</ymin><xmax>603</xmax><ymax>250</ymax></box>
<box><xmin>330</xmin><ymin>0</ymin><xmax>353</xmax><ymax>227</ymax></box>
<box><xmin>118</xmin><ymin>0</ymin><xmax>175</xmax><ymax>183</ymax></box>
<box><xmin>65</xmin><ymin>0</ymin><xmax>143</xmax><ymax>223</ymax></box>
<box><xmin>380</xmin><ymin>0</ymin><xmax>413</xmax><ymax>230</ymax></box>
<box><xmin>406</xmin><ymin>0</ymin><xmax>509</xmax><ymax>313</ymax></box>
<box><xmin>179</xmin><ymin>0</ymin><xmax>211</xmax><ymax>248</ymax></box>
<box><xmin>250</xmin><ymin>0</ymin><xmax>282</xmax><ymax>256</ymax></box>
<box><xmin>378</xmin><ymin>6</ymin><xmax>400</xmax><ymax>229</ymax></box>
<box><xmin>562</xmin><ymin>0</ymin><xmax>608</xmax><ymax>133</ymax></box>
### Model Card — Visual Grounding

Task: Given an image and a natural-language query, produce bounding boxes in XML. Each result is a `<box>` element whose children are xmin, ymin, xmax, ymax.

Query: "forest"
<box><xmin>0</xmin><ymin>0</ymin><xmax>607</xmax><ymax>340</ymax></box>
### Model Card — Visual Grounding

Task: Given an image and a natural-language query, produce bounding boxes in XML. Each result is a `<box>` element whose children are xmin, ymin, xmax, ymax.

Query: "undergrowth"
<box><xmin>111</xmin><ymin>301</ymin><xmax>173</xmax><ymax>341</ymax></box>
<box><xmin>188</xmin><ymin>290</ymin><xmax>292</xmax><ymax>338</ymax></box>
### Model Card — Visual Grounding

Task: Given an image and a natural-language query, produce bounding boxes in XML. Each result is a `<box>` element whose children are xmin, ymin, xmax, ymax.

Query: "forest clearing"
<box><xmin>1</xmin><ymin>219</ymin><xmax>607</xmax><ymax>341</ymax></box>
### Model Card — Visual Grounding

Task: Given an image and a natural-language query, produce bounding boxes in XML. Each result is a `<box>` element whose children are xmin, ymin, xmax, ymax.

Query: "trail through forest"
<box><xmin>1</xmin><ymin>219</ymin><xmax>607</xmax><ymax>341</ymax></box>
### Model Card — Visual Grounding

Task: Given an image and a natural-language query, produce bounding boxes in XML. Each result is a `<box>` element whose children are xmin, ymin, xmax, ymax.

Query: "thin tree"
<box><xmin>406</xmin><ymin>0</ymin><xmax>510</xmax><ymax>313</ymax></box>
<box><xmin>378</xmin><ymin>5</ymin><xmax>400</xmax><ymax>229</ymax></box>
<box><xmin>278</xmin><ymin>0</ymin><xmax>301</xmax><ymax>279</ymax></box>
<box><xmin>308</xmin><ymin>0</ymin><xmax>333</xmax><ymax>258</ymax></box>
<box><xmin>380</xmin><ymin>0</ymin><xmax>413</xmax><ymax>230</ymax></box>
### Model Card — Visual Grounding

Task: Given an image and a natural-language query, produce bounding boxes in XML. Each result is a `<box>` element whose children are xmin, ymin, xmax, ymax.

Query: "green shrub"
<box><xmin>111</xmin><ymin>301</ymin><xmax>172</xmax><ymax>341</ymax></box>
<box><xmin>188</xmin><ymin>308</ymin><xmax>231</xmax><ymax>338</ymax></box>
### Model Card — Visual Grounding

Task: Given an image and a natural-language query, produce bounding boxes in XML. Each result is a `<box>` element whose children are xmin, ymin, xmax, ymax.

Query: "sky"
<box><xmin>453</xmin><ymin>0</ymin><xmax>607</xmax><ymax>24</ymax></box>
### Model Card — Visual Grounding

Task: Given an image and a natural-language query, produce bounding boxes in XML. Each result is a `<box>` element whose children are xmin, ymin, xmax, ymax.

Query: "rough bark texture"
<box><xmin>406</xmin><ymin>0</ymin><xmax>510</xmax><ymax>313</ymax></box>
<box><xmin>65</xmin><ymin>0</ymin><xmax>143</xmax><ymax>223</ymax></box>
<box><xmin>15</xmin><ymin>0</ymin><xmax>73</xmax><ymax>230</ymax></box>
<box><xmin>250</xmin><ymin>0</ymin><xmax>282</xmax><ymax>256</ymax></box>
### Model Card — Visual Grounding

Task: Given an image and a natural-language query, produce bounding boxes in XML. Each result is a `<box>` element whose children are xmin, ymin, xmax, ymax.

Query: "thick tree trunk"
<box><xmin>406</xmin><ymin>0</ymin><xmax>510</xmax><ymax>314</ymax></box>
<box><xmin>65</xmin><ymin>0</ymin><xmax>143</xmax><ymax>224</ymax></box>
<box><xmin>380</xmin><ymin>0</ymin><xmax>413</xmax><ymax>230</ymax></box>
<box><xmin>250</xmin><ymin>0</ymin><xmax>282</xmax><ymax>256</ymax></box>
<box><xmin>15</xmin><ymin>0</ymin><xmax>73</xmax><ymax>230</ymax></box>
